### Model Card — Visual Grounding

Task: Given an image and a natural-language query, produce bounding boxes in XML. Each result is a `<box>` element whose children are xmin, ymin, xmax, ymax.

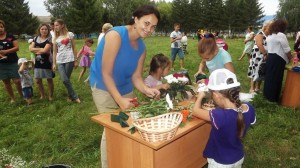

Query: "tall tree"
<box><xmin>65</xmin><ymin>0</ymin><xmax>102</xmax><ymax>36</ymax></box>
<box><xmin>171</xmin><ymin>0</ymin><xmax>190</xmax><ymax>32</ymax></box>
<box><xmin>102</xmin><ymin>0</ymin><xmax>153</xmax><ymax>26</ymax></box>
<box><xmin>276</xmin><ymin>0</ymin><xmax>300</xmax><ymax>32</ymax></box>
<box><xmin>0</xmin><ymin>0</ymin><xmax>39</xmax><ymax>35</ymax></box>
<box><xmin>156</xmin><ymin>1</ymin><xmax>173</xmax><ymax>34</ymax></box>
<box><xmin>190</xmin><ymin>0</ymin><xmax>204</xmax><ymax>32</ymax></box>
<box><xmin>44</xmin><ymin>0</ymin><xmax>70</xmax><ymax>20</ymax></box>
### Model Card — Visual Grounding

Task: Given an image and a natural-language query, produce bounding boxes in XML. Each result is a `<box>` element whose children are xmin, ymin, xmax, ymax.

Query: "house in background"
<box><xmin>37</xmin><ymin>16</ymin><xmax>51</xmax><ymax>24</ymax></box>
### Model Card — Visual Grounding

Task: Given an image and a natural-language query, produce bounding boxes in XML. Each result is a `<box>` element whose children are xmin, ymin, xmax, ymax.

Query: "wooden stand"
<box><xmin>91</xmin><ymin>112</ymin><xmax>211</xmax><ymax>168</ymax></box>
<box><xmin>281</xmin><ymin>70</ymin><xmax>300</xmax><ymax>107</ymax></box>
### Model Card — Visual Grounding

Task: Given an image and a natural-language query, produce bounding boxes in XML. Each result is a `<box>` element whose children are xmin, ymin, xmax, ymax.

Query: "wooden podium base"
<box><xmin>281</xmin><ymin>70</ymin><xmax>300</xmax><ymax>107</ymax></box>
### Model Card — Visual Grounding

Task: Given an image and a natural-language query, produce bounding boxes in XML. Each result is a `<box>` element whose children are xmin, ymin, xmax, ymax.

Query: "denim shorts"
<box><xmin>171</xmin><ymin>48</ymin><xmax>184</xmax><ymax>61</ymax></box>
<box><xmin>22</xmin><ymin>87</ymin><xmax>33</xmax><ymax>99</ymax></box>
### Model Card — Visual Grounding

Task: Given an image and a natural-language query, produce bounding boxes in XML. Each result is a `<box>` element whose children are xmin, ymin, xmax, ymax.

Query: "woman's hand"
<box><xmin>74</xmin><ymin>60</ymin><xmax>78</xmax><ymax>69</ymax></box>
<box><xmin>52</xmin><ymin>64</ymin><xmax>56</xmax><ymax>71</ymax></box>
<box><xmin>144</xmin><ymin>87</ymin><xmax>160</xmax><ymax>99</ymax></box>
<box><xmin>0</xmin><ymin>50</ymin><xmax>7</xmax><ymax>55</ymax></box>
<box><xmin>118</xmin><ymin>97</ymin><xmax>137</xmax><ymax>111</ymax></box>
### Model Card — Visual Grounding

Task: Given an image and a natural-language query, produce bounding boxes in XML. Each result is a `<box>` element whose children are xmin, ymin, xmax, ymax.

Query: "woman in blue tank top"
<box><xmin>89</xmin><ymin>6</ymin><xmax>161</xmax><ymax>168</ymax></box>
<box><xmin>90</xmin><ymin>5</ymin><xmax>161</xmax><ymax>112</ymax></box>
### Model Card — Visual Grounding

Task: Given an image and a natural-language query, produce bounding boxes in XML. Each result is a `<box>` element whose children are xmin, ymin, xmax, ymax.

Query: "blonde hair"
<box><xmin>53</xmin><ymin>19</ymin><xmax>69</xmax><ymax>42</ymax></box>
<box><xmin>102</xmin><ymin>23</ymin><xmax>113</xmax><ymax>33</ymax></box>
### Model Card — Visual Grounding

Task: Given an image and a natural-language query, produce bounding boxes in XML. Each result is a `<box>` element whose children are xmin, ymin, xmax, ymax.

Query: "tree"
<box><xmin>44</xmin><ymin>0</ymin><xmax>70</xmax><ymax>21</ymax></box>
<box><xmin>102</xmin><ymin>0</ymin><xmax>153</xmax><ymax>26</ymax></box>
<box><xmin>190</xmin><ymin>0</ymin><xmax>204</xmax><ymax>32</ymax></box>
<box><xmin>223</xmin><ymin>0</ymin><xmax>264</xmax><ymax>33</ymax></box>
<box><xmin>156</xmin><ymin>1</ymin><xmax>173</xmax><ymax>34</ymax></box>
<box><xmin>276</xmin><ymin>0</ymin><xmax>300</xmax><ymax>32</ymax></box>
<box><xmin>171</xmin><ymin>0</ymin><xmax>190</xmax><ymax>32</ymax></box>
<box><xmin>65</xmin><ymin>0</ymin><xmax>102</xmax><ymax>36</ymax></box>
<box><xmin>0</xmin><ymin>0</ymin><xmax>39</xmax><ymax>36</ymax></box>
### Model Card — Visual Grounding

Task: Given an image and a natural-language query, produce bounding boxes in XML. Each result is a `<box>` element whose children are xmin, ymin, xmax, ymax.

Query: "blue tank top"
<box><xmin>89</xmin><ymin>26</ymin><xmax>145</xmax><ymax>95</ymax></box>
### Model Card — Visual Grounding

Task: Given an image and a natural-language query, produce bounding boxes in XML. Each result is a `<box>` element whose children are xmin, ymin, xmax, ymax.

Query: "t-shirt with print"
<box><xmin>206</xmin><ymin>48</ymin><xmax>232</xmax><ymax>73</ymax></box>
<box><xmin>34</xmin><ymin>36</ymin><xmax>52</xmax><ymax>69</ymax></box>
<box><xmin>170</xmin><ymin>31</ymin><xmax>182</xmax><ymax>48</ymax></box>
<box><xmin>19</xmin><ymin>69</ymin><xmax>33</xmax><ymax>88</ymax></box>
<box><xmin>55</xmin><ymin>32</ymin><xmax>75</xmax><ymax>64</ymax></box>
<box><xmin>204</xmin><ymin>103</ymin><xmax>256</xmax><ymax>164</ymax></box>
<box><xmin>144</xmin><ymin>75</ymin><xmax>162</xmax><ymax>88</ymax></box>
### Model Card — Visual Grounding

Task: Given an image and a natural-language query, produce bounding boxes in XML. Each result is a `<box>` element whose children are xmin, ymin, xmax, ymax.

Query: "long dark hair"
<box><xmin>128</xmin><ymin>5</ymin><xmax>160</xmax><ymax>25</ymax></box>
<box><xmin>149</xmin><ymin>53</ymin><xmax>171</xmax><ymax>75</ymax></box>
<box><xmin>217</xmin><ymin>78</ymin><xmax>245</xmax><ymax>139</ymax></box>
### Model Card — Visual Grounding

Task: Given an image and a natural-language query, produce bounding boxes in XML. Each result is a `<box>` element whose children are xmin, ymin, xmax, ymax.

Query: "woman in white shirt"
<box><xmin>264</xmin><ymin>19</ymin><xmax>292</xmax><ymax>102</ymax></box>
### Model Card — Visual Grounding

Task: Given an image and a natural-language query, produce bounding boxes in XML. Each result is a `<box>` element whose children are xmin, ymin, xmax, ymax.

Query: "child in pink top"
<box><xmin>77</xmin><ymin>38</ymin><xmax>95</xmax><ymax>81</ymax></box>
<box><xmin>144</xmin><ymin>53</ymin><xmax>171</xmax><ymax>90</ymax></box>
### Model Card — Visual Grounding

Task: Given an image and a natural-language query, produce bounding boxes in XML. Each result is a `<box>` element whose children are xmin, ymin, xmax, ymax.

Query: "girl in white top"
<box><xmin>52</xmin><ymin>19</ymin><xmax>80</xmax><ymax>103</ymax></box>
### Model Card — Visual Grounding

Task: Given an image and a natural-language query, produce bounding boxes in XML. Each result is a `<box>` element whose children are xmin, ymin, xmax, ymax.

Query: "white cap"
<box><xmin>28</xmin><ymin>39</ymin><xmax>33</xmax><ymax>44</ymax></box>
<box><xmin>207</xmin><ymin>69</ymin><xmax>240</xmax><ymax>91</ymax></box>
<box><xmin>18</xmin><ymin>58</ymin><xmax>28</xmax><ymax>65</ymax></box>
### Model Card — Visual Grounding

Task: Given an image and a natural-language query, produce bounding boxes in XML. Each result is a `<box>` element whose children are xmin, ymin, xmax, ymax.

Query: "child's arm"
<box><xmin>194</xmin><ymin>60</ymin><xmax>207</xmax><ymax>78</ymax></box>
<box><xmin>152</xmin><ymin>83</ymin><xmax>170</xmax><ymax>90</ymax></box>
<box><xmin>18</xmin><ymin>62</ymin><xmax>26</xmax><ymax>73</ymax></box>
<box><xmin>76</xmin><ymin>47</ymin><xmax>83</xmax><ymax>60</ymax></box>
<box><xmin>192</xmin><ymin>91</ymin><xmax>211</xmax><ymax>121</ymax></box>
<box><xmin>87</xmin><ymin>47</ymin><xmax>95</xmax><ymax>56</ymax></box>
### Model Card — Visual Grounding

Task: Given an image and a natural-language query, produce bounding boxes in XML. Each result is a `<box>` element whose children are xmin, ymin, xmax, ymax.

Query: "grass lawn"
<box><xmin>0</xmin><ymin>36</ymin><xmax>299</xmax><ymax>167</ymax></box>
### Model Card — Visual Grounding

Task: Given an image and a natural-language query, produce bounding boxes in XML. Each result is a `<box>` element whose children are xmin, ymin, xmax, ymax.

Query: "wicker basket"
<box><xmin>132</xmin><ymin>112</ymin><xmax>183</xmax><ymax>143</ymax></box>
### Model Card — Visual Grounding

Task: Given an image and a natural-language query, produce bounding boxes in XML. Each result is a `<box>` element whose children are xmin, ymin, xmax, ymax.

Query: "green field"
<box><xmin>0</xmin><ymin>37</ymin><xmax>299</xmax><ymax>167</ymax></box>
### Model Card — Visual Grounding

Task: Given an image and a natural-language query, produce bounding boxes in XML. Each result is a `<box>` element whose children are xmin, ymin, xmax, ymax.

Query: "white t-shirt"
<box><xmin>170</xmin><ymin>31</ymin><xmax>182</xmax><ymax>48</ymax></box>
<box><xmin>55</xmin><ymin>32</ymin><xmax>75</xmax><ymax>64</ymax></box>
<box><xmin>266</xmin><ymin>32</ymin><xmax>291</xmax><ymax>64</ymax></box>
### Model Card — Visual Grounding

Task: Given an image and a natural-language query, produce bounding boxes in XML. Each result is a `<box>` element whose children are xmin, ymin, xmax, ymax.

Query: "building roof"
<box><xmin>37</xmin><ymin>16</ymin><xmax>51</xmax><ymax>24</ymax></box>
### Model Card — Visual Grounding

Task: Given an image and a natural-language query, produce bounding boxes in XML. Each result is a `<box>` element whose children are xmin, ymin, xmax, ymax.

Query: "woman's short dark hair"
<box><xmin>269</xmin><ymin>19</ymin><xmax>288</xmax><ymax>34</ymax></box>
<box><xmin>128</xmin><ymin>5</ymin><xmax>160</xmax><ymax>25</ymax></box>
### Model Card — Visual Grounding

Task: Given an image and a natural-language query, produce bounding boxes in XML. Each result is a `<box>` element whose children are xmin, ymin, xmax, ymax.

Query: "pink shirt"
<box><xmin>144</xmin><ymin>75</ymin><xmax>162</xmax><ymax>88</ymax></box>
<box><xmin>81</xmin><ymin>46</ymin><xmax>95</xmax><ymax>57</ymax></box>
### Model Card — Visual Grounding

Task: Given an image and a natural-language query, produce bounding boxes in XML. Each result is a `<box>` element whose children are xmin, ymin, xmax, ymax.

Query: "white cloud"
<box><xmin>27</xmin><ymin>0</ymin><xmax>279</xmax><ymax>16</ymax></box>
<box><xmin>26</xmin><ymin>0</ymin><xmax>50</xmax><ymax>16</ymax></box>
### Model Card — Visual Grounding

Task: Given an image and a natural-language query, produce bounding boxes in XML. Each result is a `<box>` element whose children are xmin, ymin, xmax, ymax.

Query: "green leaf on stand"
<box><xmin>128</xmin><ymin>125</ymin><xmax>137</xmax><ymax>134</ymax></box>
<box><xmin>120</xmin><ymin>119</ymin><xmax>129</xmax><ymax>127</ymax></box>
<box><xmin>111</xmin><ymin>114</ymin><xmax>120</xmax><ymax>122</ymax></box>
<box><xmin>119</xmin><ymin>111</ymin><xmax>129</xmax><ymax>121</ymax></box>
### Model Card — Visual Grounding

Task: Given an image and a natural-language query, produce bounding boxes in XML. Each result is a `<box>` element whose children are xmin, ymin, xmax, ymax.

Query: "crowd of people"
<box><xmin>0</xmin><ymin>3</ymin><xmax>299</xmax><ymax>167</ymax></box>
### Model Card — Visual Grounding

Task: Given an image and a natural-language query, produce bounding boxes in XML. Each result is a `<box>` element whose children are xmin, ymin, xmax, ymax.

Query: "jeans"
<box><xmin>57</xmin><ymin>62</ymin><xmax>78</xmax><ymax>100</ymax></box>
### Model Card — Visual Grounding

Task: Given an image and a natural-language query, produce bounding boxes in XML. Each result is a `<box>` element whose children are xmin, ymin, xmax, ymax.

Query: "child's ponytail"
<box><xmin>220</xmin><ymin>86</ymin><xmax>245</xmax><ymax>139</ymax></box>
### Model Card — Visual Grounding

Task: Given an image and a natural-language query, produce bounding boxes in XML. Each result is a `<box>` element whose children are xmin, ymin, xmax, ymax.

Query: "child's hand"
<box><xmin>197</xmin><ymin>91</ymin><xmax>206</xmax><ymax>100</ymax></box>
<box><xmin>162</xmin><ymin>83</ymin><xmax>170</xmax><ymax>90</ymax></box>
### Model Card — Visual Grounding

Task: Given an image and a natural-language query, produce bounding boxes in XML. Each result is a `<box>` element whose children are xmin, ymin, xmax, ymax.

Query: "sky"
<box><xmin>26</xmin><ymin>0</ymin><xmax>279</xmax><ymax>16</ymax></box>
